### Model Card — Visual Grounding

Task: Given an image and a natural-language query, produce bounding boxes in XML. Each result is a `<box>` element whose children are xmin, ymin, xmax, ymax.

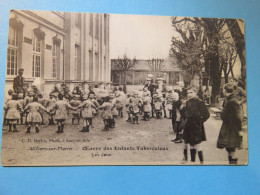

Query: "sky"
<box><xmin>110</xmin><ymin>14</ymin><xmax>174</xmax><ymax>59</ymax></box>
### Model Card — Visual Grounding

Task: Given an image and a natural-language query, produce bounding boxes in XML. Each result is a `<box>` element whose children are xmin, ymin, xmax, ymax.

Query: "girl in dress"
<box><xmin>109</xmin><ymin>93</ymin><xmax>118</xmax><ymax>128</ymax></box>
<box><xmin>3</xmin><ymin>89</ymin><xmax>14</xmax><ymax>126</ymax></box>
<box><xmin>49</xmin><ymin>93</ymin><xmax>76</xmax><ymax>133</ymax></box>
<box><xmin>142</xmin><ymin>91</ymin><xmax>152</xmax><ymax>121</ymax></box>
<box><xmin>46</xmin><ymin>93</ymin><xmax>57</xmax><ymax>125</ymax></box>
<box><xmin>88</xmin><ymin>93</ymin><xmax>99</xmax><ymax>126</ymax></box>
<box><xmin>129</xmin><ymin>91</ymin><xmax>143</xmax><ymax>124</ymax></box>
<box><xmin>153</xmin><ymin>93</ymin><xmax>164</xmax><ymax>119</ymax></box>
<box><xmin>24</xmin><ymin>96</ymin><xmax>49</xmax><ymax>133</ymax></box>
<box><xmin>5</xmin><ymin>93</ymin><xmax>23</xmax><ymax>132</ymax></box>
<box><xmin>77</xmin><ymin>94</ymin><xmax>96</xmax><ymax>132</ymax></box>
<box><xmin>69</xmin><ymin>94</ymin><xmax>81</xmax><ymax>125</ymax></box>
<box><xmin>99</xmin><ymin>96</ymin><xmax>114</xmax><ymax>131</ymax></box>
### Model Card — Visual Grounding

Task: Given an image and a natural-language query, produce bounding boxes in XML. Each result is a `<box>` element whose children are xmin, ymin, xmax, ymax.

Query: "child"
<box><xmin>153</xmin><ymin>93</ymin><xmax>164</xmax><ymax>119</ymax></box>
<box><xmin>3</xmin><ymin>89</ymin><xmax>14</xmax><ymax>125</ymax></box>
<box><xmin>142</xmin><ymin>91</ymin><xmax>152</xmax><ymax>121</ymax></box>
<box><xmin>165</xmin><ymin>91</ymin><xmax>174</xmax><ymax>119</ymax></box>
<box><xmin>181</xmin><ymin>88</ymin><xmax>210</xmax><ymax>164</ymax></box>
<box><xmin>77</xmin><ymin>94</ymin><xmax>96</xmax><ymax>132</ymax></box>
<box><xmin>48</xmin><ymin>93</ymin><xmax>76</xmax><ymax>133</ymax></box>
<box><xmin>46</xmin><ymin>93</ymin><xmax>57</xmax><ymax>125</ymax></box>
<box><xmin>17</xmin><ymin>93</ymin><xmax>25</xmax><ymax>124</ymax></box>
<box><xmin>5</xmin><ymin>93</ymin><xmax>23</xmax><ymax>132</ymax></box>
<box><xmin>69</xmin><ymin>94</ymin><xmax>81</xmax><ymax>125</ymax></box>
<box><xmin>115</xmin><ymin>87</ymin><xmax>125</xmax><ymax>118</ymax></box>
<box><xmin>99</xmin><ymin>96</ymin><xmax>113</xmax><ymax>131</ymax></box>
<box><xmin>88</xmin><ymin>93</ymin><xmax>99</xmax><ymax>126</ymax></box>
<box><xmin>129</xmin><ymin>91</ymin><xmax>143</xmax><ymax>124</ymax></box>
<box><xmin>171</xmin><ymin>91</ymin><xmax>183</xmax><ymax>143</ymax></box>
<box><xmin>107</xmin><ymin>93</ymin><xmax>118</xmax><ymax>128</ymax></box>
<box><xmin>125</xmin><ymin>93</ymin><xmax>132</xmax><ymax>122</ymax></box>
<box><xmin>24</xmin><ymin>96</ymin><xmax>49</xmax><ymax>133</ymax></box>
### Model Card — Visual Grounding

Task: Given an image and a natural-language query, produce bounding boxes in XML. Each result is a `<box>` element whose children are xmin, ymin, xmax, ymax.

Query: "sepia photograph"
<box><xmin>1</xmin><ymin>10</ymin><xmax>248</xmax><ymax>166</ymax></box>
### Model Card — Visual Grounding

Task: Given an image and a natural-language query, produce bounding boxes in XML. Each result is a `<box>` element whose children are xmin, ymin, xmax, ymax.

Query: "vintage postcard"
<box><xmin>1</xmin><ymin>10</ymin><xmax>248</xmax><ymax>166</ymax></box>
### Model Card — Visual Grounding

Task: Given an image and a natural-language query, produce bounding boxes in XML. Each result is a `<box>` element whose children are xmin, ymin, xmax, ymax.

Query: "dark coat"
<box><xmin>217</xmin><ymin>94</ymin><xmax>242</xmax><ymax>149</ymax></box>
<box><xmin>171</xmin><ymin>100</ymin><xmax>182</xmax><ymax>122</ymax></box>
<box><xmin>144</xmin><ymin>83</ymin><xmax>156</xmax><ymax>96</ymax></box>
<box><xmin>182</xmin><ymin>97</ymin><xmax>210</xmax><ymax>145</ymax></box>
<box><xmin>13</xmin><ymin>75</ymin><xmax>25</xmax><ymax>94</ymax></box>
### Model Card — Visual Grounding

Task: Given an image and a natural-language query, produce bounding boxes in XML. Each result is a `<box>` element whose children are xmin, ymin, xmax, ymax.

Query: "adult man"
<box><xmin>13</xmin><ymin>68</ymin><xmax>25</xmax><ymax>95</ymax></box>
<box><xmin>144</xmin><ymin>77</ymin><xmax>156</xmax><ymax>117</ymax></box>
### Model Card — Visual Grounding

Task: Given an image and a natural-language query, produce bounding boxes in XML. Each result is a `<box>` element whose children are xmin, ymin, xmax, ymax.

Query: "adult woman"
<box><xmin>217</xmin><ymin>83</ymin><xmax>243</xmax><ymax>164</ymax></box>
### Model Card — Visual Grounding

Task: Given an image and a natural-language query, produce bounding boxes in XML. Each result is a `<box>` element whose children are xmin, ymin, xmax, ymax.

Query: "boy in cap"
<box><xmin>181</xmin><ymin>88</ymin><xmax>210</xmax><ymax>164</ymax></box>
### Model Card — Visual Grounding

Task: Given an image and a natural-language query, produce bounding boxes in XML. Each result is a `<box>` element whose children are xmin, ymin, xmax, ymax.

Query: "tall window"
<box><xmin>95</xmin><ymin>14</ymin><xmax>99</xmax><ymax>39</ymax></box>
<box><xmin>32</xmin><ymin>36</ymin><xmax>42</xmax><ymax>77</ymax></box>
<box><xmin>89</xmin><ymin>13</ymin><xmax>93</xmax><ymax>35</ymax></box>
<box><xmin>89</xmin><ymin>50</ymin><xmax>93</xmax><ymax>80</ymax></box>
<box><xmin>7</xmin><ymin>26</ymin><xmax>19</xmax><ymax>75</ymax></box>
<box><xmin>52</xmin><ymin>42</ymin><xmax>60</xmax><ymax>78</ymax></box>
<box><xmin>74</xmin><ymin>45</ymin><xmax>79</xmax><ymax>79</ymax></box>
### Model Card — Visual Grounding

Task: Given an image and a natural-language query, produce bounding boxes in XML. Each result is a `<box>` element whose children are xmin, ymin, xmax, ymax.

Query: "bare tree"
<box><xmin>219</xmin><ymin>45</ymin><xmax>237</xmax><ymax>83</ymax></box>
<box><xmin>113</xmin><ymin>54</ymin><xmax>137</xmax><ymax>84</ymax></box>
<box><xmin>146</xmin><ymin>58</ymin><xmax>165</xmax><ymax>79</ymax></box>
<box><xmin>226</xmin><ymin>19</ymin><xmax>246</xmax><ymax>84</ymax></box>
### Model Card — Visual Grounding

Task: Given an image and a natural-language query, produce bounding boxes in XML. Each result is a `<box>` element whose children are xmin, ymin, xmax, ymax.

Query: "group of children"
<box><xmin>3</xmin><ymin>84</ymin><xmax>130</xmax><ymax>133</ymax></box>
<box><xmin>124</xmin><ymin>86</ymin><xmax>182</xmax><ymax>128</ymax></box>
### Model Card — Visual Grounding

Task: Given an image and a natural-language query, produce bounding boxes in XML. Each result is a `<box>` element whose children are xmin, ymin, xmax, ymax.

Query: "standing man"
<box><xmin>144</xmin><ymin>77</ymin><xmax>156</xmax><ymax>118</ymax></box>
<box><xmin>13</xmin><ymin>68</ymin><xmax>26</xmax><ymax>96</ymax></box>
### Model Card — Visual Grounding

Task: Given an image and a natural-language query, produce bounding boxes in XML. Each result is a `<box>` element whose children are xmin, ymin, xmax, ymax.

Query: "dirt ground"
<box><xmin>1</xmin><ymin>111</ymin><xmax>248</xmax><ymax>166</ymax></box>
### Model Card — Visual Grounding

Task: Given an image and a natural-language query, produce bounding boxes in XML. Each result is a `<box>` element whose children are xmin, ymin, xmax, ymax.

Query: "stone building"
<box><xmin>5</xmin><ymin>10</ymin><xmax>110</xmax><ymax>96</ymax></box>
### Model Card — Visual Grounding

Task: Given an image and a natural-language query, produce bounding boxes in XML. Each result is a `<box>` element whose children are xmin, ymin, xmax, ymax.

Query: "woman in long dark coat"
<box><xmin>217</xmin><ymin>83</ymin><xmax>243</xmax><ymax>164</ymax></box>
<box><xmin>182</xmin><ymin>88</ymin><xmax>210</xmax><ymax>164</ymax></box>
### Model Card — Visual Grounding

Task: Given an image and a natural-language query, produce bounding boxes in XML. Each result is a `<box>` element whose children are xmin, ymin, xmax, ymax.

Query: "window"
<box><xmin>52</xmin><ymin>42</ymin><xmax>60</xmax><ymax>78</ymax></box>
<box><xmin>89</xmin><ymin>50</ymin><xmax>93</xmax><ymax>80</ymax></box>
<box><xmin>95</xmin><ymin>53</ymin><xmax>99</xmax><ymax>79</ymax></box>
<box><xmin>32</xmin><ymin>36</ymin><xmax>42</xmax><ymax>77</ymax></box>
<box><xmin>89</xmin><ymin>13</ymin><xmax>93</xmax><ymax>35</ymax></box>
<box><xmin>95</xmin><ymin>14</ymin><xmax>99</xmax><ymax>39</ymax></box>
<box><xmin>75</xmin><ymin>13</ymin><xmax>81</xmax><ymax>26</ymax></box>
<box><xmin>75</xmin><ymin>45</ymin><xmax>80</xmax><ymax>79</ymax></box>
<box><xmin>7</xmin><ymin>26</ymin><xmax>19</xmax><ymax>75</ymax></box>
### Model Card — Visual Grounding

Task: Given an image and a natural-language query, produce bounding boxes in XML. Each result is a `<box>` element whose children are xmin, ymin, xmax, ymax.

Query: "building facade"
<box><xmin>111</xmin><ymin>59</ymin><xmax>183</xmax><ymax>86</ymax></box>
<box><xmin>5</xmin><ymin>10</ymin><xmax>110</xmax><ymax>96</ymax></box>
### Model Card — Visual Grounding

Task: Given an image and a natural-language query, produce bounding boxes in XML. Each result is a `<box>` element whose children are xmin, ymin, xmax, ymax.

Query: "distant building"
<box><xmin>111</xmin><ymin>58</ymin><xmax>183</xmax><ymax>86</ymax></box>
<box><xmin>5</xmin><ymin>10</ymin><xmax>110</xmax><ymax>96</ymax></box>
